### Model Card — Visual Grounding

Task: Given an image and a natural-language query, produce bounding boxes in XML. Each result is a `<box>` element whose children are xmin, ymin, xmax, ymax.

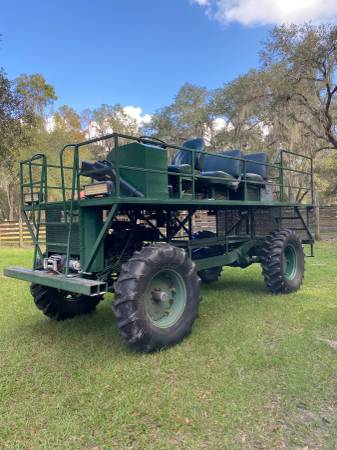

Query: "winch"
<box><xmin>42</xmin><ymin>255</ymin><xmax>80</xmax><ymax>273</ymax></box>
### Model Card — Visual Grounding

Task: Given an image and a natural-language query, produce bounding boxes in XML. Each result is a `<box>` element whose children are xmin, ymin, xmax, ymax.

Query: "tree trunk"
<box><xmin>8</xmin><ymin>188</ymin><xmax>14</xmax><ymax>221</ymax></box>
<box><xmin>313</xmin><ymin>187</ymin><xmax>321</xmax><ymax>241</ymax></box>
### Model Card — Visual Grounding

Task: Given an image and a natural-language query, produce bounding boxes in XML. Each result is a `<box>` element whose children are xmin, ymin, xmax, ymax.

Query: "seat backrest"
<box><xmin>243</xmin><ymin>152</ymin><xmax>268</xmax><ymax>178</ymax></box>
<box><xmin>81</xmin><ymin>159</ymin><xmax>113</xmax><ymax>181</ymax></box>
<box><xmin>200</xmin><ymin>149</ymin><xmax>242</xmax><ymax>177</ymax></box>
<box><xmin>171</xmin><ymin>138</ymin><xmax>205</xmax><ymax>170</ymax></box>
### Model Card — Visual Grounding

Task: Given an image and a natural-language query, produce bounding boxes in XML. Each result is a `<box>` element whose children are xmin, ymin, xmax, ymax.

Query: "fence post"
<box><xmin>19</xmin><ymin>216</ymin><xmax>24</xmax><ymax>248</ymax></box>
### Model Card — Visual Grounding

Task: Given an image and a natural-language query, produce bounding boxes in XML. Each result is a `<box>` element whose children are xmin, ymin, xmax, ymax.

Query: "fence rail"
<box><xmin>319</xmin><ymin>206</ymin><xmax>337</xmax><ymax>238</ymax></box>
<box><xmin>0</xmin><ymin>220</ymin><xmax>45</xmax><ymax>246</ymax></box>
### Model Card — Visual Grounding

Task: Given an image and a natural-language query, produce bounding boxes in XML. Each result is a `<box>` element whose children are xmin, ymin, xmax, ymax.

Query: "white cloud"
<box><xmin>212</xmin><ymin>117</ymin><xmax>227</xmax><ymax>132</ymax></box>
<box><xmin>46</xmin><ymin>105</ymin><xmax>151</xmax><ymax>140</ymax></box>
<box><xmin>45</xmin><ymin>116</ymin><xmax>56</xmax><ymax>132</ymax></box>
<box><xmin>192</xmin><ymin>0</ymin><xmax>209</xmax><ymax>5</ymax></box>
<box><xmin>192</xmin><ymin>0</ymin><xmax>337</xmax><ymax>25</ymax></box>
<box><xmin>123</xmin><ymin>106</ymin><xmax>152</xmax><ymax>127</ymax></box>
<box><xmin>85</xmin><ymin>106</ymin><xmax>151</xmax><ymax>139</ymax></box>
<box><xmin>203</xmin><ymin>117</ymin><xmax>232</xmax><ymax>143</ymax></box>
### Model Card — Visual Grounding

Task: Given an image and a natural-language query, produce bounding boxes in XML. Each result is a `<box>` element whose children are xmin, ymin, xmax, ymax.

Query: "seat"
<box><xmin>80</xmin><ymin>160</ymin><xmax>144</xmax><ymax>197</ymax></box>
<box><xmin>81</xmin><ymin>159</ymin><xmax>114</xmax><ymax>181</ymax></box>
<box><xmin>168</xmin><ymin>138</ymin><xmax>205</xmax><ymax>174</ymax></box>
<box><xmin>197</xmin><ymin>149</ymin><xmax>242</xmax><ymax>190</ymax></box>
<box><xmin>242</xmin><ymin>152</ymin><xmax>268</xmax><ymax>183</ymax></box>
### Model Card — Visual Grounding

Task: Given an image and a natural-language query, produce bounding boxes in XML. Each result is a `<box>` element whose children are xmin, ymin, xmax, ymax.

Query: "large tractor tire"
<box><xmin>113</xmin><ymin>243</ymin><xmax>201</xmax><ymax>352</ymax></box>
<box><xmin>30</xmin><ymin>284</ymin><xmax>102</xmax><ymax>321</ymax></box>
<box><xmin>260</xmin><ymin>228</ymin><xmax>304</xmax><ymax>294</ymax></box>
<box><xmin>192</xmin><ymin>230</ymin><xmax>224</xmax><ymax>283</ymax></box>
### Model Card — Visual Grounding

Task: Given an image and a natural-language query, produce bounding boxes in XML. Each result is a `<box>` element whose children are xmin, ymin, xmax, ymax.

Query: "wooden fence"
<box><xmin>319</xmin><ymin>206</ymin><xmax>337</xmax><ymax>239</ymax></box>
<box><xmin>0</xmin><ymin>206</ymin><xmax>336</xmax><ymax>246</ymax></box>
<box><xmin>0</xmin><ymin>220</ymin><xmax>45</xmax><ymax>247</ymax></box>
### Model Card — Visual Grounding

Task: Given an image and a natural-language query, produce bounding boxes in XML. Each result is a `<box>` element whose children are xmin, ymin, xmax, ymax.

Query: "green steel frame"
<box><xmin>6</xmin><ymin>132</ymin><xmax>314</xmax><ymax>294</ymax></box>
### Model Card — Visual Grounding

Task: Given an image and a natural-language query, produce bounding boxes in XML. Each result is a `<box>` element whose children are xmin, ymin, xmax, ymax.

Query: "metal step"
<box><xmin>4</xmin><ymin>267</ymin><xmax>107</xmax><ymax>296</ymax></box>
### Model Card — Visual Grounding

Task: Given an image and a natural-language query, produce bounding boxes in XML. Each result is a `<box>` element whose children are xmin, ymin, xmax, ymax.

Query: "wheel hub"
<box><xmin>145</xmin><ymin>269</ymin><xmax>187</xmax><ymax>328</ymax></box>
<box><xmin>151</xmin><ymin>288</ymin><xmax>168</xmax><ymax>303</ymax></box>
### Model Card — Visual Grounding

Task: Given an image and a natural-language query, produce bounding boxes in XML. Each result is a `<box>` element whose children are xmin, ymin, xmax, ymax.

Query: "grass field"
<box><xmin>1</xmin><ymin>243</ymin><xmax>337</xmax><ymax>449</ymax></box>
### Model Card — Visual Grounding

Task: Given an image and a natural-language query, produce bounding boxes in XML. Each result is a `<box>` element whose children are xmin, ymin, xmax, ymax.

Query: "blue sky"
<box><xmin>1</xmin><ymin>0</ymin><xmax>332</xmax><ymax>117</ymax></box>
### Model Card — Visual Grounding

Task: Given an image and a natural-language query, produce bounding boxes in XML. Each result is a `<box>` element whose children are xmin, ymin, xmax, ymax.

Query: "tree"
<box><xmin>261</xmin><ymin>23</ymin><xmax>337</xmax><ymax>153</ymax></box>
<box><xmin>54</xmin><ymin>105</ymin><xmax>82</xmax><ymax>132</ymax></box>
<box><xmin>15</xmin><ymin>73</ymin><xmax>57</xmax><ymax>118</ymax></box>
<box><xmin>146</xmin><ymin>83</ymin><xmax>213</xmax><ymax>143</ymax></box>
<box><xmin>0</xmin><ymin>70</ymin><xmax>34</xmax><ymax>220</ymax></box>
<box><xmin>82</xmin><ymin>104</ymin><xmax>139</xmax><ymax>158</ymax></box>
<box><xmin>210</xmin><ymin>70</ymin><xmax>267</xmax><ymax>150</ymax></box>
<box><xmin>0</xmin><ymin>73</ymin><xmax>58</xmax><ymax>220</ymax></box>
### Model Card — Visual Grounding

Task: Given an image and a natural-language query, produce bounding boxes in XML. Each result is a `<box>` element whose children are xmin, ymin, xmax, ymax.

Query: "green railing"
<box><xmin>20</xmin><ymin>153</ymin><xmax>47</xmax><ymax>266</ymax></box>
<box><xmin>21</xmin><ymin>133</ymin><xmax>315</xmax><ymax>208</ymax></box>
<box><xmin>19</xmin><ymin>132</ymin><xmax>314</xmax><ymax>271</ymax></box>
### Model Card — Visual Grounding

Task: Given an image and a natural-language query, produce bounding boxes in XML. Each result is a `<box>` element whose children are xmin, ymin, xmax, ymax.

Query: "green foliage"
<box><xmin>261</xmin><ymin>23</ymin><xmax>337</xmax><ymax>152</ymax></box>
<box><xmin>82</xmin><ymin>103</ymin><xmax>139</xmax><ymax>158</ymax></box>
<box><xmin>0</xmin><ymin>70</ymin><xmax>33</xmax><ymax>161</ymax></box>
<box><xmin>147</xmin><ymin>83</ymin><xmax>213</xmax><ymax>143</ymax></box>
<box><xmin>0</xmin><ymin>70</ymin><xmax>35</xmax><ymax>219</ymax></box>
<box><xmin>15</xmin><ymin>73</ymin><xmax>57</xmax><ymax>118</ymax></box>
<box><xmin>21</xmin><ymin>106</ymin><xmax>86</xmax><ymax>202</ymax></box>
<box><xmin>315</xmin><ymin>150</ymin><xmax>337</xmax><ymax>204</ymax></box>
<box><xmin>210</xmin><ymin>70</ymin><xmax>266</xmax><ymax>151</ymax></box>
<box><xmin>54</xmin><ymin>105</ymin><xmax>81</xmax><ymax>132</ymax></box>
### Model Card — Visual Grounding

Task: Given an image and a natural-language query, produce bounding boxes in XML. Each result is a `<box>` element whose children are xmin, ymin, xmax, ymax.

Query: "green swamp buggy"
<box><xmin>4</xmin><ymin>133</ymin><xmax>315</xmax><ymax>352</ymax></box>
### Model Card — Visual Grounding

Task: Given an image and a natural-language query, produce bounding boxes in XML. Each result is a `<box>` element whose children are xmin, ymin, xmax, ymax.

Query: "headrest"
<box><xmin>200</xmin><ymin>149</ymin><xmax>242</xmax><ymax>178</ymax></box>
<box><xmin>171</xmin><ymin>138</ymin><xmax>205</xmax><ymax>170</ymax></box>
<box><xmin>243</xmin><ymin>152</ymin><xmax>268</xmax><ymax>179</ymax></box>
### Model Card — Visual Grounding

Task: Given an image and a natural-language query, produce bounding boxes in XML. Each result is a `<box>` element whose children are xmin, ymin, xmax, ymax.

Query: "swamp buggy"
<box><xmin>4</xmin><ymin>133</ymin><xmax>315</xmax><ymax>352</ymax></box>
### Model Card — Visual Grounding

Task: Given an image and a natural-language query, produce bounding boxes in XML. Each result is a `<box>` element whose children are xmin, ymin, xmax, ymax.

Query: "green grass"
<box><xmin>1</xmin><ymin>243</ymin><xmax>337</xmax><ymax>449</ymax></box>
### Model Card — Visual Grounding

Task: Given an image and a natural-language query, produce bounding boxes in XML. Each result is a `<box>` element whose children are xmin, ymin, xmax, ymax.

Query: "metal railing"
<box><xmin>19</xmin><ymin>133</ymin><xmax>314</xmax><ymax>271</ymax></box>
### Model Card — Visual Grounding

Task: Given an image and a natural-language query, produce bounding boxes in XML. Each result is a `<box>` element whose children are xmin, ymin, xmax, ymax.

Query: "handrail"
<box><xmin>55</xmin><ymin>133</ymin><xmax>314</xmax><ymax>207</ymax></box>
<box><xmin>19</xmin><ymin>153</ymin><xmax>47</xmax><ymax>268</ymax></box>
<box><xmin>19</xmin><ymin>133</ymin><xmax>314</xmax><ymax>272</ymax></box>
<box><xmin>21</xmin><ymin>134</ymin><xmax>314</xmax><ymax>207</ymax></box>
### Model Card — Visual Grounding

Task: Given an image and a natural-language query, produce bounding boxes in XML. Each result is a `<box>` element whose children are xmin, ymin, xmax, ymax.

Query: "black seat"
<box><xmin>168</xmin><ymin>138</ymin><xmax>205</xmax><ymax>174</ymax></box>
<box><xmin>81</xmin><ymin>160</ymin><xmax>144</xmax><ymax>197</ymax></box>
<box><xmin>242</xmin><ymin>152</ymin><xmax>268</xmax><ymax>183</ymax></box>
<box><xmin>198</xmin><ymin>149</ymin><xmax>242</xmax><ymax>190</ymax></box>
<box><xmin>81</xmin><ymin>159</ymin><xmax>114</xmax><ymax>181</ymax></box>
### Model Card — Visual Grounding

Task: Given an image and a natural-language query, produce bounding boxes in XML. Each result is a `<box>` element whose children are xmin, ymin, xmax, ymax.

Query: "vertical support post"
<box><xmin>114</xmin><ymin>134</ymin><xmax>120</xmax><ymax>198</ymax></box>
<box><xmin>65</xmin><ymin>145</ymin><xmax>79</xmax><ymax>275</ymax></box>
<box><xmin>188</xmin><ymin>209</ymin><xmax>192</xmax><ymax>238</ymax></box>
<box><xmin>33</xmin><ymin>155</ymin><xmax>46</xmax><ymax>269</ymax></box>
<box><xmin>191</xmin><ymin>147</ymin><xmax>195</xmax><ymax>199</ymax></box>
<box><xmin>28</xmin><ymin>160</ymin><xmax>36</xmax><ymax>230</ymax></box>
<box><xmin>19</xmin><ymin>216</ymin><xmax>23</xmax><ymax>248</ymax></box>
<box><xmin>60</xmin><ymin>144</ymin><xmax>75</xmax><ymax>221</ymax></box>
<box><xmin>279</xmin><ymin>151</ymin><xmax>284</xmax><ymax>202</ymax></box>
<box><xmin>44</xmin><ymin>156</ymin><xmax>48</xmax><ymax>204</ymax></box>
<box><xmin>82</xmin><ymin>204</ymin><xmax>118</xmax><ymax>273</ymax></box>
<box><xmin>19</xmin><ymin>162</ymin><xmax>24</xmax><ymax>209</ymax></box>
<box><xmin>243</xmin><ymin>159</ymin><xmax>247</xmax><ymax>201</ymax></box>
<box><xmin>250</xmin><ymin>209</ymin><xmax>255</xmax><ymax>238</ymax></box>
<box><xmin>310</xmin><ymin>157</ymin><xmax>314</xmax><ymax>205</ymax></box>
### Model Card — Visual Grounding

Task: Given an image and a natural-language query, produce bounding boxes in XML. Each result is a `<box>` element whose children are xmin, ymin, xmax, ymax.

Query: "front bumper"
<box><xmin>4</xmin><ymin>267</ymin><xmax>107</xmax><ymax>296</ymax></box>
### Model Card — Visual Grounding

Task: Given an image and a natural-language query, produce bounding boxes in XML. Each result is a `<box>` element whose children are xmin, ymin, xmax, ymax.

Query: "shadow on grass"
<box><xmin>203</xmin><ymin>276</ymin><xmax>266</xmax><ymax>296</ymax></box>
<box><xmin>7</xmin><ymin>272</ymin><xmax>268</xmax><ymax>360</ymax></box>
<box><xmin>10</xmin><ymin>299</ymin><xmax>135</xmax><ymax>358</ymax></box>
